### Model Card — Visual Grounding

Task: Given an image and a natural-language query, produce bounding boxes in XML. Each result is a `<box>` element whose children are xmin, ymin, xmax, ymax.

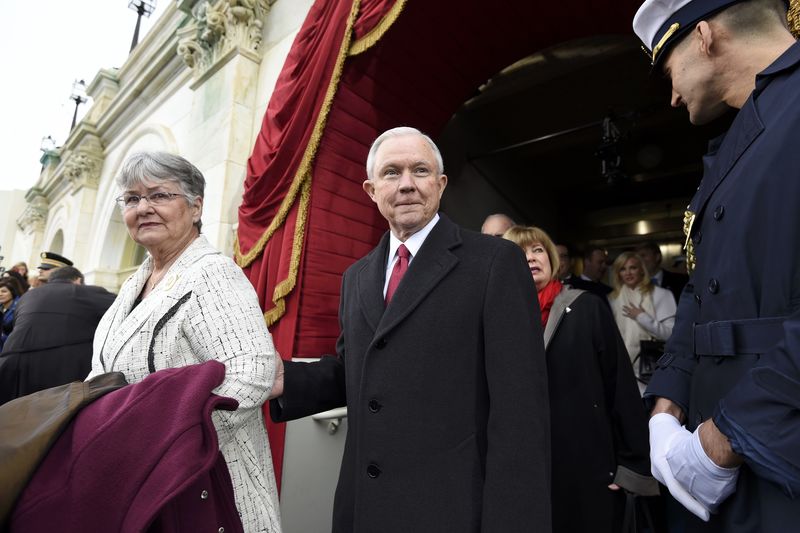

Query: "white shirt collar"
<box><xmin>387</xmin><ymin>213</ymin><xmax>440</xmax><ymax>267</ymax></box>
<box><xmin>652</xmin><ymin>268</ymin><xmax>664</xmax><ymax>285</ymax></box>
<box><xmin>383</xmin><ymin>214</ymin><xmax>440</xmax><ymax>296</ymax></box>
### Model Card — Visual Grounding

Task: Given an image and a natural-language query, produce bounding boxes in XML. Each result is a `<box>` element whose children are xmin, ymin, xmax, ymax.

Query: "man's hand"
<box><xmin>268</xmin><ymin>354</ymin><xmax>284</xmax><ymax>400</ymax></box>
<box><xmin>649</xmin><ymin>413</ymin><xmax>711</xmax><ymax>521</ymax></box>
<box><xmin>666</xmin><ymin>422</ymin><xmax>740</xmax><ymax>511</ymax></box>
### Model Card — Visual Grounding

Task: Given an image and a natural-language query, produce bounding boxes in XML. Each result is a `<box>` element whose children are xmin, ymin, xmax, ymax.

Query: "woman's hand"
<box><xmin>608</xmin><ymin>483</ymin><xmax>621</xmax><ymax>491</ymax></box>
<box><xmin>622</xmin><ymin>303</ymin><xmax>646</xmax><ymax>319</ymax></box>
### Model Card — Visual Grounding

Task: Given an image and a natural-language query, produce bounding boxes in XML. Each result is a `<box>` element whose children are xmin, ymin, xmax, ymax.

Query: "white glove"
<box><xmin>666</xmin><ymin>423</ymin><xmax>740</xmax><ymax>511</ymax></box>
<box><xmin>649</xmin><ymin>413</ymin><xmax>711</xmax><ymax>521</ymax></box>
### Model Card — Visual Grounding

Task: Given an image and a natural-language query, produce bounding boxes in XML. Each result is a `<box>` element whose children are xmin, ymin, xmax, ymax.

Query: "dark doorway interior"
<box><xmin>438</xmin><ymin>35</ymin><xmax>732</xmax><ymax>259</ymax></box>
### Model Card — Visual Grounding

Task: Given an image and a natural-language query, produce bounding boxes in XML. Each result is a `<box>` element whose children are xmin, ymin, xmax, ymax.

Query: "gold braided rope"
<box><xmin>234</xmin><ymin>0</ymin><xmax>360</xmax><ymax>269</ymax></box>
<box><xmin>789</xmin><ymin>0</ymin><xmax>800</xmax><ymax>38</ymax></box>
<box><xmin>349</xmin><ymin>0</ymin><xmax>407</xmax><ymax>56</ymax></box>
<box><xmin>234</xmin><ymin>0</ymin><xmax>361</xmax><ymax>325</ymax></box>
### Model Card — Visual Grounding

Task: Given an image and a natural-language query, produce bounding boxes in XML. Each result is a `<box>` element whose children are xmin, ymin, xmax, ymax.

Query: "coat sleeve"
<box><xmin>643</xmin><ymin>283</ymin><xmax>699</xmax><ymax>414</ymax></box>
<box><xmin>182</xmin><ymin>258</ymin><xmax>276</xmax><ymax>449</ymax></box>
<box><xmin>269</xmin><ymin>274</ymin><xmax>348</xmax><ymax>422</ymax></box>
<box><xmin>480</xmin><ymin>242</ymin><xmax>551</xmax><ymax>532</ymax></box>
<box><xmin>713</xmin><ymin>307</ymin><xmax>800</xmax><ymax>497</ymax></box>
<box><xmin>634</xmin><ymin>287</ymin><xmax>676</xmax><ymax>341</ymax></box>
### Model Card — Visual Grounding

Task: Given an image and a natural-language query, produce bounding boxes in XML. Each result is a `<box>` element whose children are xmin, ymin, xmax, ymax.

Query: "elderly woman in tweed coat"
<box><xmin>87</xmin><ymin>152</ymin><xmax>281</xmax><ymax>532</ymax></box>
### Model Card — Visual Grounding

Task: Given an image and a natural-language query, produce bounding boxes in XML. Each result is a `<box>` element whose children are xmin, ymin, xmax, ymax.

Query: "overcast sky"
<box><xmin>0</xmin><ymin>1</ymin><xmax>167</xmax><ymax>192</ymax></box>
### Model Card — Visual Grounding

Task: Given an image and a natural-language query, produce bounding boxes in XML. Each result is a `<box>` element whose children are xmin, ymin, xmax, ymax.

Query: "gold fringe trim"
<box><xmin>789</xmin><ymin>0</ymin><xmax>800</xmax><ymax>38</ymax></box>
<box><xmin>238</xmin><ymin>0</ymin><xmax>361</xmax><ymax>325</ymax></box>
<box><xmin>235</xmin><ymin>0</ymin><xmax>361</xmax><ymax>268</ymax></box>
<box><xmin>349</xmin><ymin>0</ymin><xmax>406</xmax><ymax>56</ymax></box>
<box><xmin>263</xmin><ymin>178</ymin><xmax>311</xmax><ymax>326</ymax></box>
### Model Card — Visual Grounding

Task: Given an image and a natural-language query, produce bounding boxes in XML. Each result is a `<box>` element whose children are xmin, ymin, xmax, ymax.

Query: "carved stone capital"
<box><xmin>177</xmin><ymin>0</ymin><xmax>272</xmax><ymax>81</ymax></box>
<box><xmin>63</xmin><ymin>152</ymin><xmax>103</xmax><ymax>192</ymax></box>
<box><xmin>17</xmin><ymin>191</ymin><xmax>49</xmax><ymax>234</ymax></box>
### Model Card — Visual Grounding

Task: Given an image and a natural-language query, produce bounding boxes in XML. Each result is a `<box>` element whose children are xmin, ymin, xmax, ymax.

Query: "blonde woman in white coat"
<box><xmin>609</xmin><ymin>251</ymin><xmax>676</xmax><ymax>394</ymax></box>
<box><xmin>87</xmin><ymin>152</ymin><xmax>281</xmax><ymax>532</ymax></box>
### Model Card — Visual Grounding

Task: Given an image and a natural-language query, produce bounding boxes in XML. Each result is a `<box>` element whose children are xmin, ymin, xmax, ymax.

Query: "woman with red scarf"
<box><xmin>504</xmin><ymin>226</ymin><xmax>656</xmax><ymax>533</ymax></box>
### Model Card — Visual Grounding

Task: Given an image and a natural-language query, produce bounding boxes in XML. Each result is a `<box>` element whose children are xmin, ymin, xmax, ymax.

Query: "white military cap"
<box><xmin>633</xmin><ymin>0</ymin><xmax>744</xmax><ymax>67</ymax></box>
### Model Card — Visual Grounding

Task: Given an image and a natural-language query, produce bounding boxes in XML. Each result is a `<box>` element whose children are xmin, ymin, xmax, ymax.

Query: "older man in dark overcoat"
<box><xmin>633</xmin><ymin>0</ymin><xmax>800</xmax><ymax>531</ymax></box>
<box><xmin>271</xmin><ymin>127</ymin><xmax>550</xmax><ymax>532</ymax></box>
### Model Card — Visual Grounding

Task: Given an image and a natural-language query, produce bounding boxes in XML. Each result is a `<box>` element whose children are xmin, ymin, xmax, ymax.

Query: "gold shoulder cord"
<box><xmin>683</xmin><ymin>208</ymin><xmax>696</xmax><ymax>275</ymax></box>
<box><xmin>789</xmin><ymin>0</ymin><xmax>800</xmax><ymax>38</ymax></box>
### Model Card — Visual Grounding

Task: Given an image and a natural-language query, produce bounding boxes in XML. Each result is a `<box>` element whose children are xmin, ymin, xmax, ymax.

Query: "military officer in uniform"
<box><xmin>633</xmin><ymin>0</ymin><xmax>800</xmax><ymax>531</ymax></box>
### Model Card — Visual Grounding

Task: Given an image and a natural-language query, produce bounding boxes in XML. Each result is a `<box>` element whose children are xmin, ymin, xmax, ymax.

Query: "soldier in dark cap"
<box><xmin>633</xmin><ymin>0</ymin><xmax>800</xmax><ymax>531</ymax></box>
<box><xmin>36</xmin><ymin>251</ymin><xmax>73</xmax><ymax>284</ymax></box>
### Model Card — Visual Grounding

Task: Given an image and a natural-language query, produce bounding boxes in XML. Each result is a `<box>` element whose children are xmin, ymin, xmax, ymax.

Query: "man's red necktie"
<box><xmin>385</xmin><ymin>244</ymin><xmax>410</xmax><ymax>304</ymax></box>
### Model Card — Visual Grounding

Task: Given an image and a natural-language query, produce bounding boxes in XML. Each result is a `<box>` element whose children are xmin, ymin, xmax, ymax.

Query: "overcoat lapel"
<box><xmin>543</xmin><ymin>288</ymin><xmax>584</xmax><ymax>350</ymax></box>
<box><xmin>373</xmin><ymin>216</ymin><xmax>460</xmax><ymax>340</ymax></box>
<box><xmin>691</xmin><ymin>98</ymin><xmax>764</xmax><ymax>223</ymax></box>
<box><xmin>356</xmin><ymin>234</ymin><xmax>390</xmax><ymax>333</ymax></box>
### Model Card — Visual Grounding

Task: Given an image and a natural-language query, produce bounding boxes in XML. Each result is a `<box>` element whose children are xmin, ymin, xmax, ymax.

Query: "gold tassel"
<box><xmin>349</xmin><ymin>0</ymin><xmax>407</xmax><ymax>56</ymax></box>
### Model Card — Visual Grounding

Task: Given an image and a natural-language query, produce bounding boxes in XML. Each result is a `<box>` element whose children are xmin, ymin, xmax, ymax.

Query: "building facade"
<box><xmin>9</xmin><ymin>0</ymin><xmax>314</xmax><ymax>290</ymax></box>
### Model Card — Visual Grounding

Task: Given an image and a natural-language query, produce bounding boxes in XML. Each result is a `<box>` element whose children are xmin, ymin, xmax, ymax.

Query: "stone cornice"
<box><xmin>177</xmin><ymin>0</ymin><xmax>275</xmax><ymax>88</ymax></box>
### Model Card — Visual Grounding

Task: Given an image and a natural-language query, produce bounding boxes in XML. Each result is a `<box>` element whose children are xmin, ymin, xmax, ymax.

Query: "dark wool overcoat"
<box><xmin>273</xmin><ymin>214</ymin><xmax>551</xmax><ymax>533</ymax></box>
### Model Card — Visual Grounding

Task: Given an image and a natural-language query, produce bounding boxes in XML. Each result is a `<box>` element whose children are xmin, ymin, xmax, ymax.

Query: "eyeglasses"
<box><xmin>115</xmin><ymin>191</ymin><xmax>189</xmax><ymax>210</ymax></box>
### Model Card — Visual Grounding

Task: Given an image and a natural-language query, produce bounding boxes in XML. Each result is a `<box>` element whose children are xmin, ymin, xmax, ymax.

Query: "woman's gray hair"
<box><xmin>117</xmin><ymin>151</ymin><xmax>205</xmax><ymax>231</ymax></box>
<box><xmin>366</xmin><ymin>127</ymin><xmax>444</xmax><ymax>180</ymax></box>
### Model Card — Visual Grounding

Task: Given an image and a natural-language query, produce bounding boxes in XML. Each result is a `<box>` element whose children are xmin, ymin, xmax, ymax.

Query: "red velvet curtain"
<box><xmin>238</xmin><ymin>0</ymin><xmax>640</xmax><ymax>489</ymax></box>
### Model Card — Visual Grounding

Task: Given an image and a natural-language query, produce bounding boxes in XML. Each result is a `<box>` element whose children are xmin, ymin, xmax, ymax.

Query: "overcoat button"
<box><xmin>694</xmin><ymin>294</ymin><xmax>702</xmax><ymax>305</ymax></box>
<box><xmin>708</xmin><ymin>279</ymin><xmax>720</xmax><ymax>294</ymax></box>
<box><xmin>375</xmin><ymin>339</ymin><xmax>387</xmax><ymax>349</ymax></box>
<box><xmin>694</xmin><ymin>232</ymin><xmax>702</xmax><ymax>244</ymax></box>
<box><xmin>219</xmin><ymin>528</ymin><xmax>225</xmax><ymax>533</ymax></box>
<box><xmin>367</xmin><ymin>463</ymin><xmax>381</xmax><ymax>478</ymax></box>
<box><xmin>713</xmin><ymin>205</ymin><xmax>725</xmax><ymax>220</ymax></box>
<box><xmin>200</xmin><ymin>490</ymin><xmax>209</xmax><ymax>500</ymax></box>
<box><xmin>368</xmin><ymin>399</ymin><xmax>382</xmax><ymax>413</ymax></box>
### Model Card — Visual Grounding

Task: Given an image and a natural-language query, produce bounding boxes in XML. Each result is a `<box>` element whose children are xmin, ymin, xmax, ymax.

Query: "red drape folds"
<box><xmin>236</xmin><ymin>0</ymin><xmax>401</xmax><ymax>491</ymax></box>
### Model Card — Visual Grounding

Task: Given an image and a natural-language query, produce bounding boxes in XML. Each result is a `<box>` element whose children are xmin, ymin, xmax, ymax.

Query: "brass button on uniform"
<box><xmin>708</xmin><ymin>278</ymin><xmax>720</xmax><ymax>294</ymax></box>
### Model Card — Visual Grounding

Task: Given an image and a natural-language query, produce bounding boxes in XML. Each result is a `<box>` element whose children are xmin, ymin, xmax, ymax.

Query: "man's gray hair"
<box><xmin>117</xmin><ymin>151</ymin><xmax>205</xmax><ymax>231</ymax></box>
<box><xmin>366</xmin><ymin>127</ymin><xmax>444</xmax><ymax>180</ymax></box>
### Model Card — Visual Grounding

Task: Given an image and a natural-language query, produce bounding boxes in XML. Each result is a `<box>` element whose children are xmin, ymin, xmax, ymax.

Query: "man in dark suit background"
<box><xmin>270</xmin><ymin>127</ymin><xmax>551</xmax><ymax>532</ymax></box>
<box><xmin>0</xmin><ymin>266</ymin><xmax>115</xmax><ymax>405</ymax></box>
<box><xmin>636</xmin><ymin>240</ymin><xmax>687</xmax><ymax>303</ymax></box>
<box><xmin>566</xmin><ymin>246</ymin><xmax>613</xmax><ymax>299</ymax></box>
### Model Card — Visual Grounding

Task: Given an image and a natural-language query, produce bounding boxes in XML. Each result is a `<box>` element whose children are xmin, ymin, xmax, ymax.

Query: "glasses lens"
<box><xmin>123</xmin><ymin>195</ymin><xmax>140</xmax><ymax>208</ymax></box>
<box><xmin>148</xmin><ymin>192</ymin><xmax>172</xmax><ymax>205</ymax></box>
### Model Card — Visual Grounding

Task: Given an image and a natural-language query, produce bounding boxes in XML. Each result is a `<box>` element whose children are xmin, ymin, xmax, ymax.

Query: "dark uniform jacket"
<box><xmin>0</xmin><ymin>280</ymin><xmax>115</xmax><ymax>405</ymax></box>
<box><xmin>645</xmin><ymin>41</ymin><xmax>800</xmax><ymax>532</ymax></box>
<box><xmin>272</xmin><ymin>214</ymin><xmax>551</xmax><ymax>533</ymax></box>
